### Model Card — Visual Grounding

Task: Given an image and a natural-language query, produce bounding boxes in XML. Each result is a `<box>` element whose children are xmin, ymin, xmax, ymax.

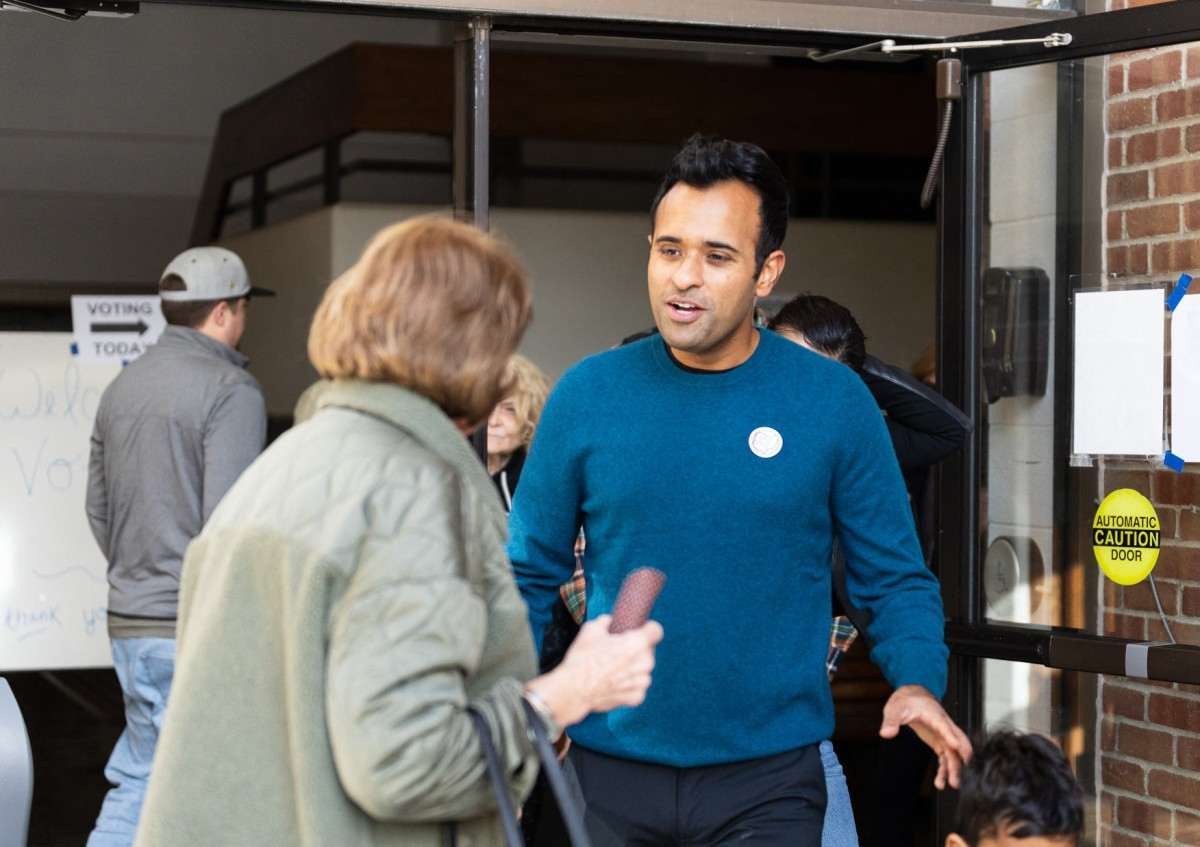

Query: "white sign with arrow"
<box><xmin>70</xmin><ymin>296</ymin><xmax>166</xmax><ymax>363</ymax></box>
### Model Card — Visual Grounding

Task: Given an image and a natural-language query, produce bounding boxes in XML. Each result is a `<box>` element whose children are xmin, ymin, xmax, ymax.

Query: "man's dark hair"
<box><xmin>954</xmin><ymin>731</ymin><xmax>1083</xmax><ymax>844</ymax></box>
<box><xmin>159</xmin><ymin>274</ymin><xmax>241</xmax><ymax>328</ymax></box>
<box><xmin>768</xmin><ymin>294</ymin><xmax>867</xmax><ymax>372</ymax></box>
<box><xmin>649</xmin><ymin>134</ymin><xmax>789</xmax><ymax>275</ymax></box>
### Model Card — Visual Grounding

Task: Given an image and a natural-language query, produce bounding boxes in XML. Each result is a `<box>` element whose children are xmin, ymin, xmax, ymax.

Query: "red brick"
<box><xmin>1124</xmin><ymin>580</ymin><xmax>1179</xmax><ymax>615</ymax></box>
<box><xmin>1155</xmin><ymin>470</ymin><xmax>1200</xmax><ymax>504</ymax></box>
<box><xmin>1187</xmin><ymin>123</ymin><xmax>1200</xmax><ymax>153</ymax></box>
<box><xmin>1109</xmin><ymin>97</ymin><xmax>1155</xmax><ymax>131</ymax></box>
<box><xmin>1109</xmin><ymin>210</ymin><xmax>1124</xmax><ymax>241</ymax></box>
<box><xmin>1109</xmin><ymin>170</ymin><xmax>1152</xmax><ymax>205</ymax></box>
<box><xmin>1118</xmin><ymin>796</ymin><xmax>1173</xmax><ymax>838</ymax></box>
<box><xmin>1179</xmin><ymin>735</ymin><xmax>1200</xmax><ymax>770</ymax></box>
<box><xmin>1178</xmin><ymin>810</ymin><xmax>1200</xmax><ymax>847</ymax></box>
<box><xmin>1160</xmin><ymin>508</ymin><xmax>1179</xmax><ymax>539</ymax></box>
<box><xmin>1158</xmin><ymin>87</ymin><xmax>1200</xmax><ymax>122</ymax></box>
<box><xmin>1118</xmin><ymin>723</ymin><xmax>1175</xmax><ymax>764</ymax></box>
<box><xmin>1149</xmin><ymin>768</ymin><xmax>1200</xmax><ymax>810</ymax></box>
<box><xmin>1185</xmin><ymin>586</ymin><xmax>1200</xmax><ymax>617</ymax></box>
<box><xmin>1187</xmin><ymin>201</ymin><xmax>1200</xmax><ymax>232</ymax></box>
<box><xmin>1111</xmin><ymin>63</ymin><xmax>1128</xmax><ymax>96</ymax></box>
<box><xmin>1127</xmin><ymin>204</ymin><xmax>1180</xmax><ymax>238</ymax></box>
<box><xmin>1111</xmin><ymin>137</ymin><xmax>1125</xmax><ymax>168</ymax></box>
<box><xmin>1108</xmin><ymin>469</ymin><xmax>1154</xmax><ymax>494</ymax></box>
<box><xmin>1151</xmin><ymin>240</ymin><xmax>1200</xmax><ymax>274</ymax></box>
<box><xmin>1182</xmin><ymin>508</ymin><xmax>1200</xmax><ymax>539</ymax></box>
<box><xmin>1103</xmin><ymin>717</ymin><xmax>1120</xmax><ymax>752</ymax></box>
<box><xmin>1131</xmin><ymin>243</ymin><xmax>1149</xmax><ymax>275</ymax></box>
<box><xmin>1129</xmin><ymin>51</ymin><xmax>1183</xmax><ymax>92</ymax></box>
<box><xmin>1191</xmin><ymin>47</ymin><xmax>1200</xmax><ymax>80</ymax></box>
<box><xmin>1105</xmin><ymin>611</ymin><xmax>1147</xmax><ymax>639</ymax></box>
<box><xmin>1155</xmin><ymin>546</ymin><xmax>1200</xmax><ymax>580</ymax></box>
<box><xmin>1103</xmin><ymin>755</ymin><xmax>1146</xmax><ymax>792</ymax></box>
<box><xmin>1105</xmin><ymin>830</ymin><xmax>1149</xmax><ymax>847</ymax></box>
<box><xmin>1156</xmin><ymin>160</ymin><xmax>1200</xmax><ymax>197</ymax></box>
<box><xmin>1163</xmin><ymin>619</ymin><xmax>1200</xmax><ymax>644</ymax></box>
<box><xmin>1148</xmin><ymin>692</ymin><xmax>1200</xmax><ymax>731</ymax></box>
<box><xmin>1105</xmin><ymin>683</ymin><xmax>1147</xmax><ymax>720</ymax></box>
<box><xmin>1110</xmin><ymin>245</ymin><xmax>1130</xmax><ymax>275</ymax></box>
<box><xmin>1128</xmin><ymin>128</ymin><xmax>1183</xmax><ymax>164</ymax></box>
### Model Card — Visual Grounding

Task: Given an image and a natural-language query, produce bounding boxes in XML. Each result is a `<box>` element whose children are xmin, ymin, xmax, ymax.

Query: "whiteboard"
<box><xmin>0</xmin><ymin>333</ymin><xmax>120</xmax><ymax>670</ymax></box>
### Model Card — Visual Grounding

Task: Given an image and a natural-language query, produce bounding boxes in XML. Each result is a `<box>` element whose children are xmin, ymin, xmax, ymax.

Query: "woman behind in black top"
<box><xmin>487</xmin><ymin>353</ymin><xmax>549</xmax><ymax>511</ymax></box>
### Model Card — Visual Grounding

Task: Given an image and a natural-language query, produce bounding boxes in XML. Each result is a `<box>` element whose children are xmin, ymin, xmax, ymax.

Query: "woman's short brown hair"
<box><xmin>308</xmin><ymin>215</ymin><xmax>532</xmax><ymax>424</ymax></box>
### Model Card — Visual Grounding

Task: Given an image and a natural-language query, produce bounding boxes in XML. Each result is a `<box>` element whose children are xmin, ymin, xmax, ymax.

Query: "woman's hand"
<box><xmin>525</xmin><ymin>615</ymin><xmax>663</xmax><ymax>729</ymax></box>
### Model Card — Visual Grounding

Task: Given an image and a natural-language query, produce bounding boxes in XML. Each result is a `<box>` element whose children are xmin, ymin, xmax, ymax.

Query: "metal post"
<box><xmin>251</xmin><ymin>171</ymin><xmax>267</xmax><ymax>229</ymax></box>
<box><xmin>323</xmin><ymin>140</ymin><xmax>342</xmax><ymax>207</ymax></box>
<box><xmin>935</xmin><ymin>65</ymin><xmax>984</xmax><ymax>846</ymax></box>
<box><xmin>453</xmin><ymin>17</ymin><xmax>493</xmax><ymax>467</ymax></box>
<box><xmin>453</xmin><ymin>16</ymin><xmax>492</xmax><ymax>233</ymax></box>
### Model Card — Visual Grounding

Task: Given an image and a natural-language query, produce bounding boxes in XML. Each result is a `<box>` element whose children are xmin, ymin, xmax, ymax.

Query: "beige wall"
<box><xmin>226</xmin><ymin>202</ymin><xmax>935</xmax><ymax>415</ymax></box>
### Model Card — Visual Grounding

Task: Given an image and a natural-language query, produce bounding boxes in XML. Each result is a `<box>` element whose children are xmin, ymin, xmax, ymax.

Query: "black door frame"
<box><xmin>937</xmin><ymin>0</ymin><xmax>1200</xmax><ymax>790</ymax></box>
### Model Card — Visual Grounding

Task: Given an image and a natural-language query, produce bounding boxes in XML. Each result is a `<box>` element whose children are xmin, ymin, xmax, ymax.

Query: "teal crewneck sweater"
<box><xmin>508</xmin><ymin>329</ymin><xmax>947</xmax><ymax>768</ymax></box>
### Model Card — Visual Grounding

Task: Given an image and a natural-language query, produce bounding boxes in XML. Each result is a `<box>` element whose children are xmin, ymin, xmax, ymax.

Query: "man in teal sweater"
<box><xmin>509</xmin><ymin>134</ymin><xmax>971</xmax><ymax>845</ymax></box>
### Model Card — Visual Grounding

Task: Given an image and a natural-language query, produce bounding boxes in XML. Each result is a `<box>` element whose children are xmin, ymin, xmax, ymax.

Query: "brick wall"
<box><xmin>1100</xmin><ymin>6</ymin><xmax>1200</xmax><ymax>843</ymax></box>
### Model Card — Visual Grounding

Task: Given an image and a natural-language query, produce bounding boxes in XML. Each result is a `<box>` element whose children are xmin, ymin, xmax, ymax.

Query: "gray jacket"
<box><xmin>86</xmin><ymin>325</ymin><xmax>266</xmax><ymax>631</ymax></box>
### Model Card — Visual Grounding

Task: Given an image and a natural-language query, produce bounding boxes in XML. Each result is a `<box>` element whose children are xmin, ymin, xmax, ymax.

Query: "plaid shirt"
<box><xmin>826</xmin><ymin>615</ymin><xmax>859</xmax><ymax>680</ymax></box>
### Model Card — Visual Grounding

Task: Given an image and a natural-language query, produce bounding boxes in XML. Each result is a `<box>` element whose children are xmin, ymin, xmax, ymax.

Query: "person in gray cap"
<box><xmin>84</xmin><ymin>246</ymin><xmax>274</xmax><ymax>847</ymax></box>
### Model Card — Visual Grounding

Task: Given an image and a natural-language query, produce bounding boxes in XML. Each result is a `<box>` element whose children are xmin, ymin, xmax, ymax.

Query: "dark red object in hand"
<box><xmin>609</xmin><ymin>568</ymin><xmax>666</xmax><ymax>633</ymax></box>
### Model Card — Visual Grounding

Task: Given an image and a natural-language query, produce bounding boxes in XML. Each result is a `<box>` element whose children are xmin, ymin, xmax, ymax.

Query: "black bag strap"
<box><xmin>466</xmin><ymin>707</ymin><xmax>524</xmax><ymax>847</ymax></box>
<box><xmin>455</xmin><ymin>704</ymin><xmax>593</xmax><ymax>847</ymax></box>
<box><xmin>521</xmin><ymin>700</ymin><xmax>593</xmax><ymax>847</ymax></box>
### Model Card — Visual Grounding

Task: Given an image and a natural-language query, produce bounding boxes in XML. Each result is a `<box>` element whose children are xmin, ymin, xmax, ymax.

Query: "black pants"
<box><xmin>566</xmin><ymin>743</ymin><xmax>826</xmax><ymax>846</ymax></box>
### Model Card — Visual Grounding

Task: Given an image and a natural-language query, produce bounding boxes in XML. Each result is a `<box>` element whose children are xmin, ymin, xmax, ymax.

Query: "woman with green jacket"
<box><xmin>135</xmin><ymin>216</ymin><xmax>662</xmax><ymax>847</ymax></box>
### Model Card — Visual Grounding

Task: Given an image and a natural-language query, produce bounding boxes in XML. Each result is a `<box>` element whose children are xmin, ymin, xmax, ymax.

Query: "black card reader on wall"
<box><xmin>981</xmin><ymin>267</ymin><xmax>1050</xmax><ymax>404</ymax></box>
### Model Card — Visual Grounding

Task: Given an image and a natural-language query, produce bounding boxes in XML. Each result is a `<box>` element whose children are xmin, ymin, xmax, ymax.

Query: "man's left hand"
<box><xmin>879</xmin><ymin>684</ymin><xmax>973</xmax><ymax>790</ymax></box>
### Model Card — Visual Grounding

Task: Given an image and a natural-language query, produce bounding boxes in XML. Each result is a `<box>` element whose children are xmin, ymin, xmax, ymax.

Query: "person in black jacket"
<box><xmin>770</xmin><ymin>293</ymin><xmax>971</xmax><ymax>847</ymax></box>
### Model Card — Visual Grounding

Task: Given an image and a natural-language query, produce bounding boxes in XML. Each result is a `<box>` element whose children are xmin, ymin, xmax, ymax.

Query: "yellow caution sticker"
<box><xmin>1093</xmin><ymin>488</ymin><xmax>1160</xmax><ymax>586</ymax></box>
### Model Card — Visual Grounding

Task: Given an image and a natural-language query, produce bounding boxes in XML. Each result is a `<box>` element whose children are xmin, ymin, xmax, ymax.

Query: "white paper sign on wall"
<box><xmin>70</xmin><ymin>296</ymin><xmax>166</xmax><ymax>363</ymax></box>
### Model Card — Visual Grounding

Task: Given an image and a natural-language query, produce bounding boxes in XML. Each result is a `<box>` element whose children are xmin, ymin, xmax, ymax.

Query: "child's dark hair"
<box><xmin>768</xmin><ymin>294</ymin><xmax>868</xmax><ymax>372</ymax></box>
<box><xmin>955</xmin><ymin>730</ymin><xmax>1083</xmax><ymax>843</ymax></box>
<box><xmin>649</xmin><ymin>134</ymin><xmax>789</xmax><ymax>276</ymax></box>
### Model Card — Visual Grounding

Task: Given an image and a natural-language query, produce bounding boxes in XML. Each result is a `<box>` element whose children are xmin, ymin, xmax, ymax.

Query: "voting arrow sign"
<box><xmin>71</xmin><ymin>296</ymin><xmax>166</xmax><ymax>363</ymax></box>
<box><xmin>90</xmin><ymin>320</ymin><xmax>151</xmax><ymax>335</ymax></box>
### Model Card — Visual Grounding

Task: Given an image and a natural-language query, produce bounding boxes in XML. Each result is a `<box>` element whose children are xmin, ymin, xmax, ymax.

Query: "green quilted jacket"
<box><xmin>136</xmin><ymin>379</ymin><xmax>547</xmax><ymax>847</ymax></box>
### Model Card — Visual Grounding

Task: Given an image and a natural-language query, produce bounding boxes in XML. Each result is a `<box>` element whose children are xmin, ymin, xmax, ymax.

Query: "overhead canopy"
<box><xmin>277</xmin><ymin>0</ymin><xmax>1071</xmax><ymax>42</ymax></box>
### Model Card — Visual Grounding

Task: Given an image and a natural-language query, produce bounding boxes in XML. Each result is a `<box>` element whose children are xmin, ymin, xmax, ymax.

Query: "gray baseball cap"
<box><xmin>159</xmin><ymin>247</ymin><xmax>275</xmax><ymax>302</ymax></box>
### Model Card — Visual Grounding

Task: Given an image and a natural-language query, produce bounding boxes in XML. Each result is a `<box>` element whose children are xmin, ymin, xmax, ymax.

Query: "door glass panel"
<box><xmin>979</xmin><ymin>41</ymin><xmax>1200</xmax><ymax>846</ymax></box>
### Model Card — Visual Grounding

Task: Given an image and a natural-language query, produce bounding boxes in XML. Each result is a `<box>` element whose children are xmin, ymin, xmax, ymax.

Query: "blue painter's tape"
<box><xmin>1164</xmin><ymin>451</ymin><xmax>1185</xmax><ymax>472</ymax></box>
<box><xmin>1166</xmin><ymin>273</ymin><xmax>1193</xmax><ymax>311</ymax></box>
<box><xmin>69</xmin><ymin>342</ymin><xmax>78</xmax><ymax>357</ymax></box>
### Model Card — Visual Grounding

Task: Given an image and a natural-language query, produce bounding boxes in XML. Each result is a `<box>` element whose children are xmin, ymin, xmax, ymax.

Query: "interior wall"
<box><xmin>0</xmin><ymin>4</ymin><xmax>444</xmax><ymax>287</ymax></box>
<box><xmin>982</xmin><ymin>63</ymin><xmax>1060</xmax><ymax>737</ymax></box>
<box><xmin>226</xmin><ymin>202</ymin><xmax>935</xmax><ymax>415</ymax></box>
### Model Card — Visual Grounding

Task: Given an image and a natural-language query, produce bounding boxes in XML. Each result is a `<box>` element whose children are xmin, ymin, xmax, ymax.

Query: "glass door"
<box><xmin>939</xmin><ymin>5</ymin><xmax>1200</xmax><ymax>844</ymax></box>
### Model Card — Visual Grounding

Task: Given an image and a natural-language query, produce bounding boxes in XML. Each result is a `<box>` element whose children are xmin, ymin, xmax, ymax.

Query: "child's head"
<box><xmin>946</xmin><ymin>730</ymin><xmax>1083</xmax><ymax>847</ymax></box>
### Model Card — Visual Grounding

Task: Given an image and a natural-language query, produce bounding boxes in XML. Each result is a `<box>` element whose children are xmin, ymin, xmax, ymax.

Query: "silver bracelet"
<box><xmin>522</xmin><ymin>688</ymin><xmax>561</xmax><ymax>742</ymax></box>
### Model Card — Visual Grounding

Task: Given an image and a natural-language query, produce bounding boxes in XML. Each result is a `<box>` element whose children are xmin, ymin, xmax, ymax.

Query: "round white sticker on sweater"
<box><xmin>748</xmin><ymin>427</ymin><xmax>783</xmax><ymax>459</ymax></box>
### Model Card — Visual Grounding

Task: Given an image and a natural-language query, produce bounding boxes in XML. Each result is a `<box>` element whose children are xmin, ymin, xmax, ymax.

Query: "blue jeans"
<box><xmin>821</xmin><ymin>739</ymin><xmax>860</xmax><ymax>847</ymax></box>
<box><xmin>88</xmin><ymin>637</ymin><xmax>176</xmax><ymax>847</ymax></box>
